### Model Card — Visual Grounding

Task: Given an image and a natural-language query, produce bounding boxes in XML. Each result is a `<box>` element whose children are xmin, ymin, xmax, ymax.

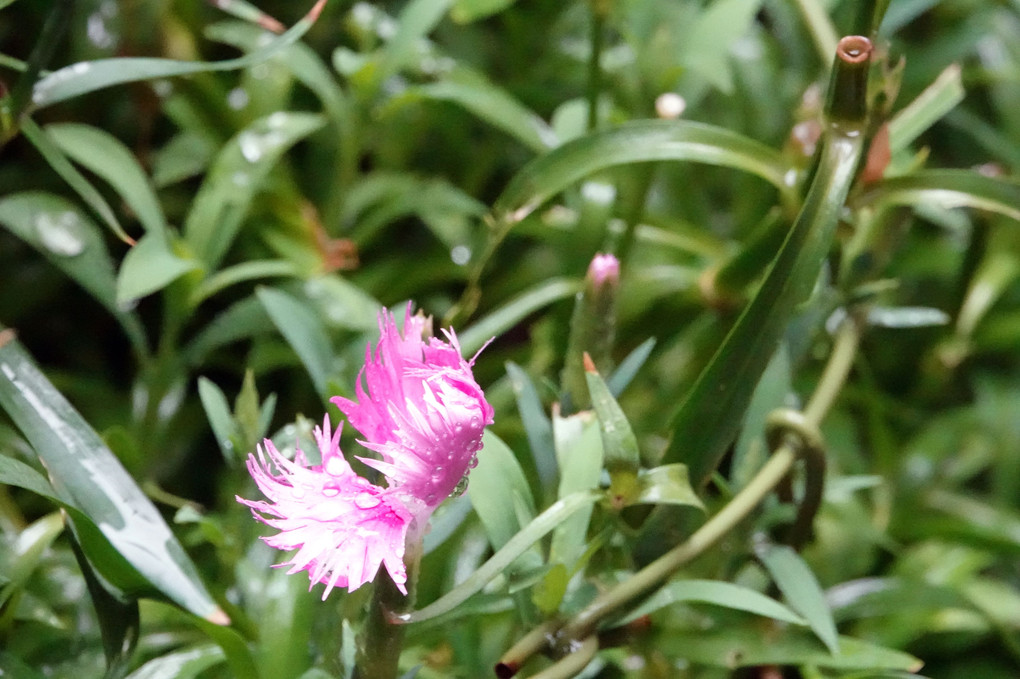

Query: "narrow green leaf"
<box><xmin>397</xmin><ymin>490</ymin><xmax>601</xmax><ymax>623</ymax></box>
<box><xmin>0</xmin><ymin>335</ymin><xmax>225</xmax><ymax>622</ymax></box>
<box><xmin>493</xmin><ymin>120</ymin><xmax>791</xmax><ymax>225</ymax></box>
<box><xmin>585</xmin><ymin>368</ymin><xmax>641</xmax><ymax>506</ymax></box>
<box><xmin>632</xmin><ymin>464</ymin><xmax>704</xmax><ymax>509</ymax></box>
<box><xmin>0</xmin><ymin>454</ymin><xmax>150</xmax><ymax>598</ymax></box>
<box><xmin>256</xmin><ymin>287</ymin><xmax>336</xmax><ymax>398</ymax></box>
<box><xmin>205</xmin><ymin>20</ymin><xmax>347</xmax><ymax>125</ymax></box>
<box><xmin>0</xmin><ymin>512</ymin><xmax>64</xmax><ymax>608</ymax></box>
<box><xmin>856</xmin><ymin>170</ymin><xmax>1020</xmax><ymax>223</ymax></box>
<box><xmin>183</xmin><ymin>296</ymin><xmax>274</xmax><ymax>367</ymax></box>
<box><xmin>451</xmin><ymin>0</ymin><xmax>516</xmax><ymax>22</ymax></box>
<box><xmin>505</xmin><ymin>361</ymin><xmax>557</xmax><ymax>490</ymax></box>
<box><xmin>118</xmin><ymin>233</ymin><xmax>200</xmax><ymax>305</ymax></box>
<box><xmin>468</xmin><ymin>430</ymin><xmax>537</xmax><ymax>550</ymax></box>
<box><xmin>605</xmin><ymin>337</ymin><xmax>656</xmax><ymax>397</ymax></box>
<box><xmin>377</xmin><ymin>0</ymin><xmax>454</xmax><ymax>81</ymax></box>
<box><xmin>549</xmin><ymin>410</ymin><xmax>604</xmax><ymax>566</ymax></box>
<box><xmin>404</xmin><ymin>74</ymin><xmax>556</xmax><ymax>153</ymax></box>
<box><xmin>20</xmin><ymin>117</ymin><xmax>131</xmax><ymax>243</ymax></box>
<box><xmin>67</xmin><ymin>532</ymin><xmax>140</xmax><ymax>679</ymax></box>
<box><xmin>45</xmin><ymin>122</ymin><xmax>169</xmax><ymax>237</ymax></box>
<box><xmin>664</xmin><ymin>129</ymin><xmax>864</xmax><ymax>484</ymax></box>
<box><xmin>0</xmin><ymin>192</ymin><xmax>147</xmax><ymax>354</ymax></box>
<box><xmin>658</xmin><ymin>627</ymin><xmax>923</xmax><ymax>671</ymax></box>
<box><xmin>183</xmin><ymin>112</ymin><xmax>326</xmax><ymax>268</ymax></box>
<box><xmin>190</xmin><ymin>259</ymin><xmax>300</xmax><ymax>306</ymax></box>
<box><xmin>887</xmin><ymin>64</ymin><xmax>964</xmax><ymax>154</ymax></box>
<box><xmin>198</xmin><ymin>377</ymin><xmax>241</xmax><ymax>465</ymax></box>
<box><xmin>124</xmin><ymin>644</ymin><xmax>225</xmax><ymax>679</ymax></box>
<box><xmin>757</xmin><ymin>542</ymin><xmax>840</xmax><ymax>654</ymax></box>
<box><xmin>30</xmin><ymin>0</ymin><xmax>327</xmax><ymax>108</ymax></box>
<box><xmin>682</xmin><ymin>0</ymin><xmax>765</xmax><ymax>93</ymax></box>
<box><xmin>618</xmin><ymin>579</ymin><xmax>808</xmax><ymax>626</ymax></box>
<box><xmin>458</xmin><ymin>278</ymin><xmax>580</xmax><ymax>355</ymax></box>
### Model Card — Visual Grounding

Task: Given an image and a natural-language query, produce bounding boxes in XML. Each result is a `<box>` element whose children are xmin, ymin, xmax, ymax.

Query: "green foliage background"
<box><xmin>1</xmin><ymin>0</ymin><xmax>1020</xmax><ymax>677</ymax></box>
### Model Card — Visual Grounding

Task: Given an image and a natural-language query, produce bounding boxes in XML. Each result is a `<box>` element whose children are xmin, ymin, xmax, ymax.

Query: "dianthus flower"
<box><xmin>238</xmin><ymin>305</ymin><xmax>492</xmax><ymax>598</ymax></box>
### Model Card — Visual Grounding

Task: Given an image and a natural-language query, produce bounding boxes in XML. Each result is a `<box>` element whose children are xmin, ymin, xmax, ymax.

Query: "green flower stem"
<box><xmin>354</xmin><ymin>540</ymin><xmax>422</xmax><ymax>679</ymax></box>
<box><xmin>555</xmin><ymin>317</ymin><xmax>861</xmax><ymax>646</ymax></box>
<box><xmin>529</xmin><ymin>636</ymin><xmax>598</xmax><ymax>679</ymax></box>
<box><xmin>495</xmin><ymin>621</ymin><xmax>561</xmax><ymax>678</ymax></box>
<box><xmin>586</xmin><ymin>0</ymin><xmax>607</xmax><ymax>131</ymax></box>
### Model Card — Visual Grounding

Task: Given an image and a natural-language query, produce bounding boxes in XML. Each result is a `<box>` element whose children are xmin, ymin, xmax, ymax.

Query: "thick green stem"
<box><xmin>355</xmin><ymin>540</ymin><xmax>422</xmax><ymax>679</ymax></box>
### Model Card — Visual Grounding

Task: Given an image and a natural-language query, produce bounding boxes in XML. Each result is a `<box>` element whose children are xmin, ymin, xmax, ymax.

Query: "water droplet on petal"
<box><xmin>450</xmin><ymin>476</ymin><xmax>469</xmax><ymax>498</ymax></box>
<box><xmin>468</xmin><ymin>456</ymin><xmax>479</xmax><ymax>469</ymax></box>
<box><xmin>325</xmin><ymin>457</ymin><xmax>346</xmax><ymax>476</ymax></box>
<box><xmin>355</xmin><ymin>492</ymin><xmax>380</xmax><ymax>509</ymax></box>
<box><xmin>35</xmin><ymin>211</ymin><xmax>86</xmax><ymax>257</ymax></box>
<box><xmin>291</xmin><ymin>485</ymin><xmax>306</xmax><ymax>498</ymax></box>
<box><xmin>322</xmin><ymin>483</ymin><xmax>340</xmax><ymax>497</ymax></box>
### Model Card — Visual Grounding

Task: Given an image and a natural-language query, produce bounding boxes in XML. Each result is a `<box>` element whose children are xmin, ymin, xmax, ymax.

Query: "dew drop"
<box><xmin>291</xmin><ymin>485</ymin><xmax>306</xmax><ymax>498</ymax></box>
<box><xmin>86</xmin><ymin>12</ymin><xmax>116</xmax><ymax>49</ymax></box>
<box><xmin>227</xmin><ymin>87</ymin><xmax>249</xmax><ymax>110</ymax></box>
<box><xmin>35</xmin><ymin>211</ymin><xmax>86</xmax><ymax>257</ymax></box>
<box><xmin>325</xmin><ymin>457</ymin><xmax>346</xmax><ymax>476</ymax></box>
<box><xmin>322</xmin><ymin>483</ymin><xmax>340</xmax><ymax>497</ymax></box>
<box><xmin>450</xmin><ymin>476</ymin><xmax>469</xmax><ymax>498</ymax></box>
<box><xmin>450</xmin><ymin>245</ymin><xmax>471</xmax><ymax>265</ymax></box>
<box><xmin>355</xmin><ymin>492</ymin><xmax>380</xmax><ymax>509</ymax></box>
<box><xmin>238</xmin><ymin>131</ymin><xmax>263</xmax><ymax>163</ymax></box>
<box><xmin>468</xmin><ymin>456</ymin><xmax>479</xmax><ymax>469</ymax></box>
<box><xmin>425</xmin><ymin>493</ymin><xmax>437</xmax><ymax>504</ymax></box>
<box><xmin>232</xmin><ymin>171</ymin><xmax>250</xmax><ymax>187</ymax></box>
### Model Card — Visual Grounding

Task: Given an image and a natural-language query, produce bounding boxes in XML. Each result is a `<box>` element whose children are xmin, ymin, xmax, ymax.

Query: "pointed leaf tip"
<box><xmin>206</xmin><ymin>608</ymin><xmax>232</xmax><ymax>626</ymax></box>
<box><xmin>583</xmin><ymin>352</ymin><xmax>597</xmax><ymax>374</ymax></box>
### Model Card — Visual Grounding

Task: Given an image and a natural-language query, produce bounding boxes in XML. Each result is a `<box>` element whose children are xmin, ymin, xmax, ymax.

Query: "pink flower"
<box><xmin>238</xmin><ymin>305</ymin><xmax>492</xmax><ymax>598</ymax></box>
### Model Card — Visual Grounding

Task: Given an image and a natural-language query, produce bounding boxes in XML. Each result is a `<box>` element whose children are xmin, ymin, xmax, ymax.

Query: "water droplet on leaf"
<box><xmin>35</xmin><ymin>211</ymin><xmax>86</xmax><ymax>256</ymax></box>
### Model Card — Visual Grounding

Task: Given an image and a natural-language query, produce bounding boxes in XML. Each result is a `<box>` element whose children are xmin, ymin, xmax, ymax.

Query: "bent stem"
<box><xmin>554</xmin><ymin>317</ymin><xmax>861</xmax><ymax>649</ymax></box>
<box><xmin>354</xmin><ymin>540</ymin><xmax>422</xmax><ymax>679</ymax></box>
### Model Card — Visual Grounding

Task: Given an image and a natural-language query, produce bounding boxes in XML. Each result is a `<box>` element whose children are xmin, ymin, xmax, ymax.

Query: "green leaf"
<box><xmin>632</xmin><ymin>464</ymin><xmax>704</xmax><ymax>509</ymax></box>
<box><xmin>0</xmin><ymin>192</ymin><xmax>147</xmax><ymax>354</ymax></box>
<box><xmin>549</xmin><ymin>410</ymin><xmax>604</xmax><ymax>566</ymax></box>
<box><xmin>118</xmin><ymin>233</ymin><xmax>200</xmax><ymax>305</ymax></box>
<box><xmin>856</xmin><ymin>170</ymin><xmax>1020</xmax><ymax>223</ymax></box>
<box><xmin>377</xmin><ymin>0</ymin><xmax>454</xmax><ymax>81</ymax></box>
<box><xmin>256</xmin><ymin>286</ymin><xmax>336</xmax><ymax>398</ymax></box>
<box><xmin>618</xmin><ymin>579</ymin><xmax>808</xmax><ymax>626</ymax></box>
<box><xmin>205</xmin><ymin>20</ymin><xmax>347</xmax><ymax>125</ymax></box>
<box><xmin>887</xmin><ymin>64</ymin><xmax>964</xmax><ymax>154</ymax></box>
<box><xmin>190</xmin><ymin>259</ymin><xmax>300</xmax><ymax>306</ymax></box>
<box><xmin>0</xmin><ymin>512</ymin><xmax>64</xmax><ymax>609</ymax></box>
<box><xmin>757</xmin><ymin>542</ymin><xmax>840</xmax><ymax>654</ymax></box>
<box><xmin>451</xmin><ymin>0</ymin><xmax>516</xmax><ymax>22</ymax></box>
<box><xmin>403</xmin><ymin>74</ymin><xmax>556</xmax><ymax>153</ymax></box>
<box><xmin>468</xmin><ymin>430</ymin><xmax>537</xmax><ymax>550</ymax></box>
<box><xmin>458</xmin><ymin>278</ymin><xmax>580</xmax><ymax>355</ymax></box>
<box><xmin>67</xmin><ymin>531</ymin><xmax>140</xmax><ymax>679</ymax></box>
<box><xmin>505</xmin><ymin>361</ymin><xmax>557</xmax><ymax>490</ymax></box>
<box><xmin>585</xmin><ymin>367</ymin><xmax>641</xmax><ymax>505</ymax></box>
<box><xmin>664</xmin><ymin>129</ymin><xmax>864</xmax><ymax>484</ymax></box>
<box><xmin>198</xmin><ymin>377</ymin><xmax>241</xmax><ymax>465</ymax></box>
<box><xmin>605</xmin><ymin>337</ymin><xmax>656</xmax><ymax>397</ymax></box>
<box><xmin>0</xmin><ymin>335</ymin><xmax>225</xmax><ymax>622</ymax></box>
<box><xmin>657</xmin><ymin>626</ymin><xmax>923</xmax><ymax>671</ymax></box>
<box><xmin>681</xmin><ymin>0</ymin><xmax>764</xmax><ymax>93</ymax></box>
<box><xmin>183</xmin><ymin>112</ymin><xmax>326</xmax><ymax>268</ymax></box>
<box><xmin>397</xmin><ymin>490</ymin><xmax>601</xmax><ymax>623</ymax></box>
<box><xmin>44</xmin><ymin>122</ymin><xmax>169</xmax><ymax>237</ymax></box>
<box><xmin>492</xmin><ymin>120</ymin><xmax>791</xmax><ymax>225</ymax></box>
<box><xmin>30</xmin><ymin>0</ymin><xmax>328</xmax><ymax>108</ymax></box>
<box><xmin>20</xmin><ymin>118</ymin><xmax>131</xmax><ymax>243</ymax></box>
<box><xmin>123</xmin><ymin>644</ymin><xmax>226</xmax><ymax>679</ymax></box>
